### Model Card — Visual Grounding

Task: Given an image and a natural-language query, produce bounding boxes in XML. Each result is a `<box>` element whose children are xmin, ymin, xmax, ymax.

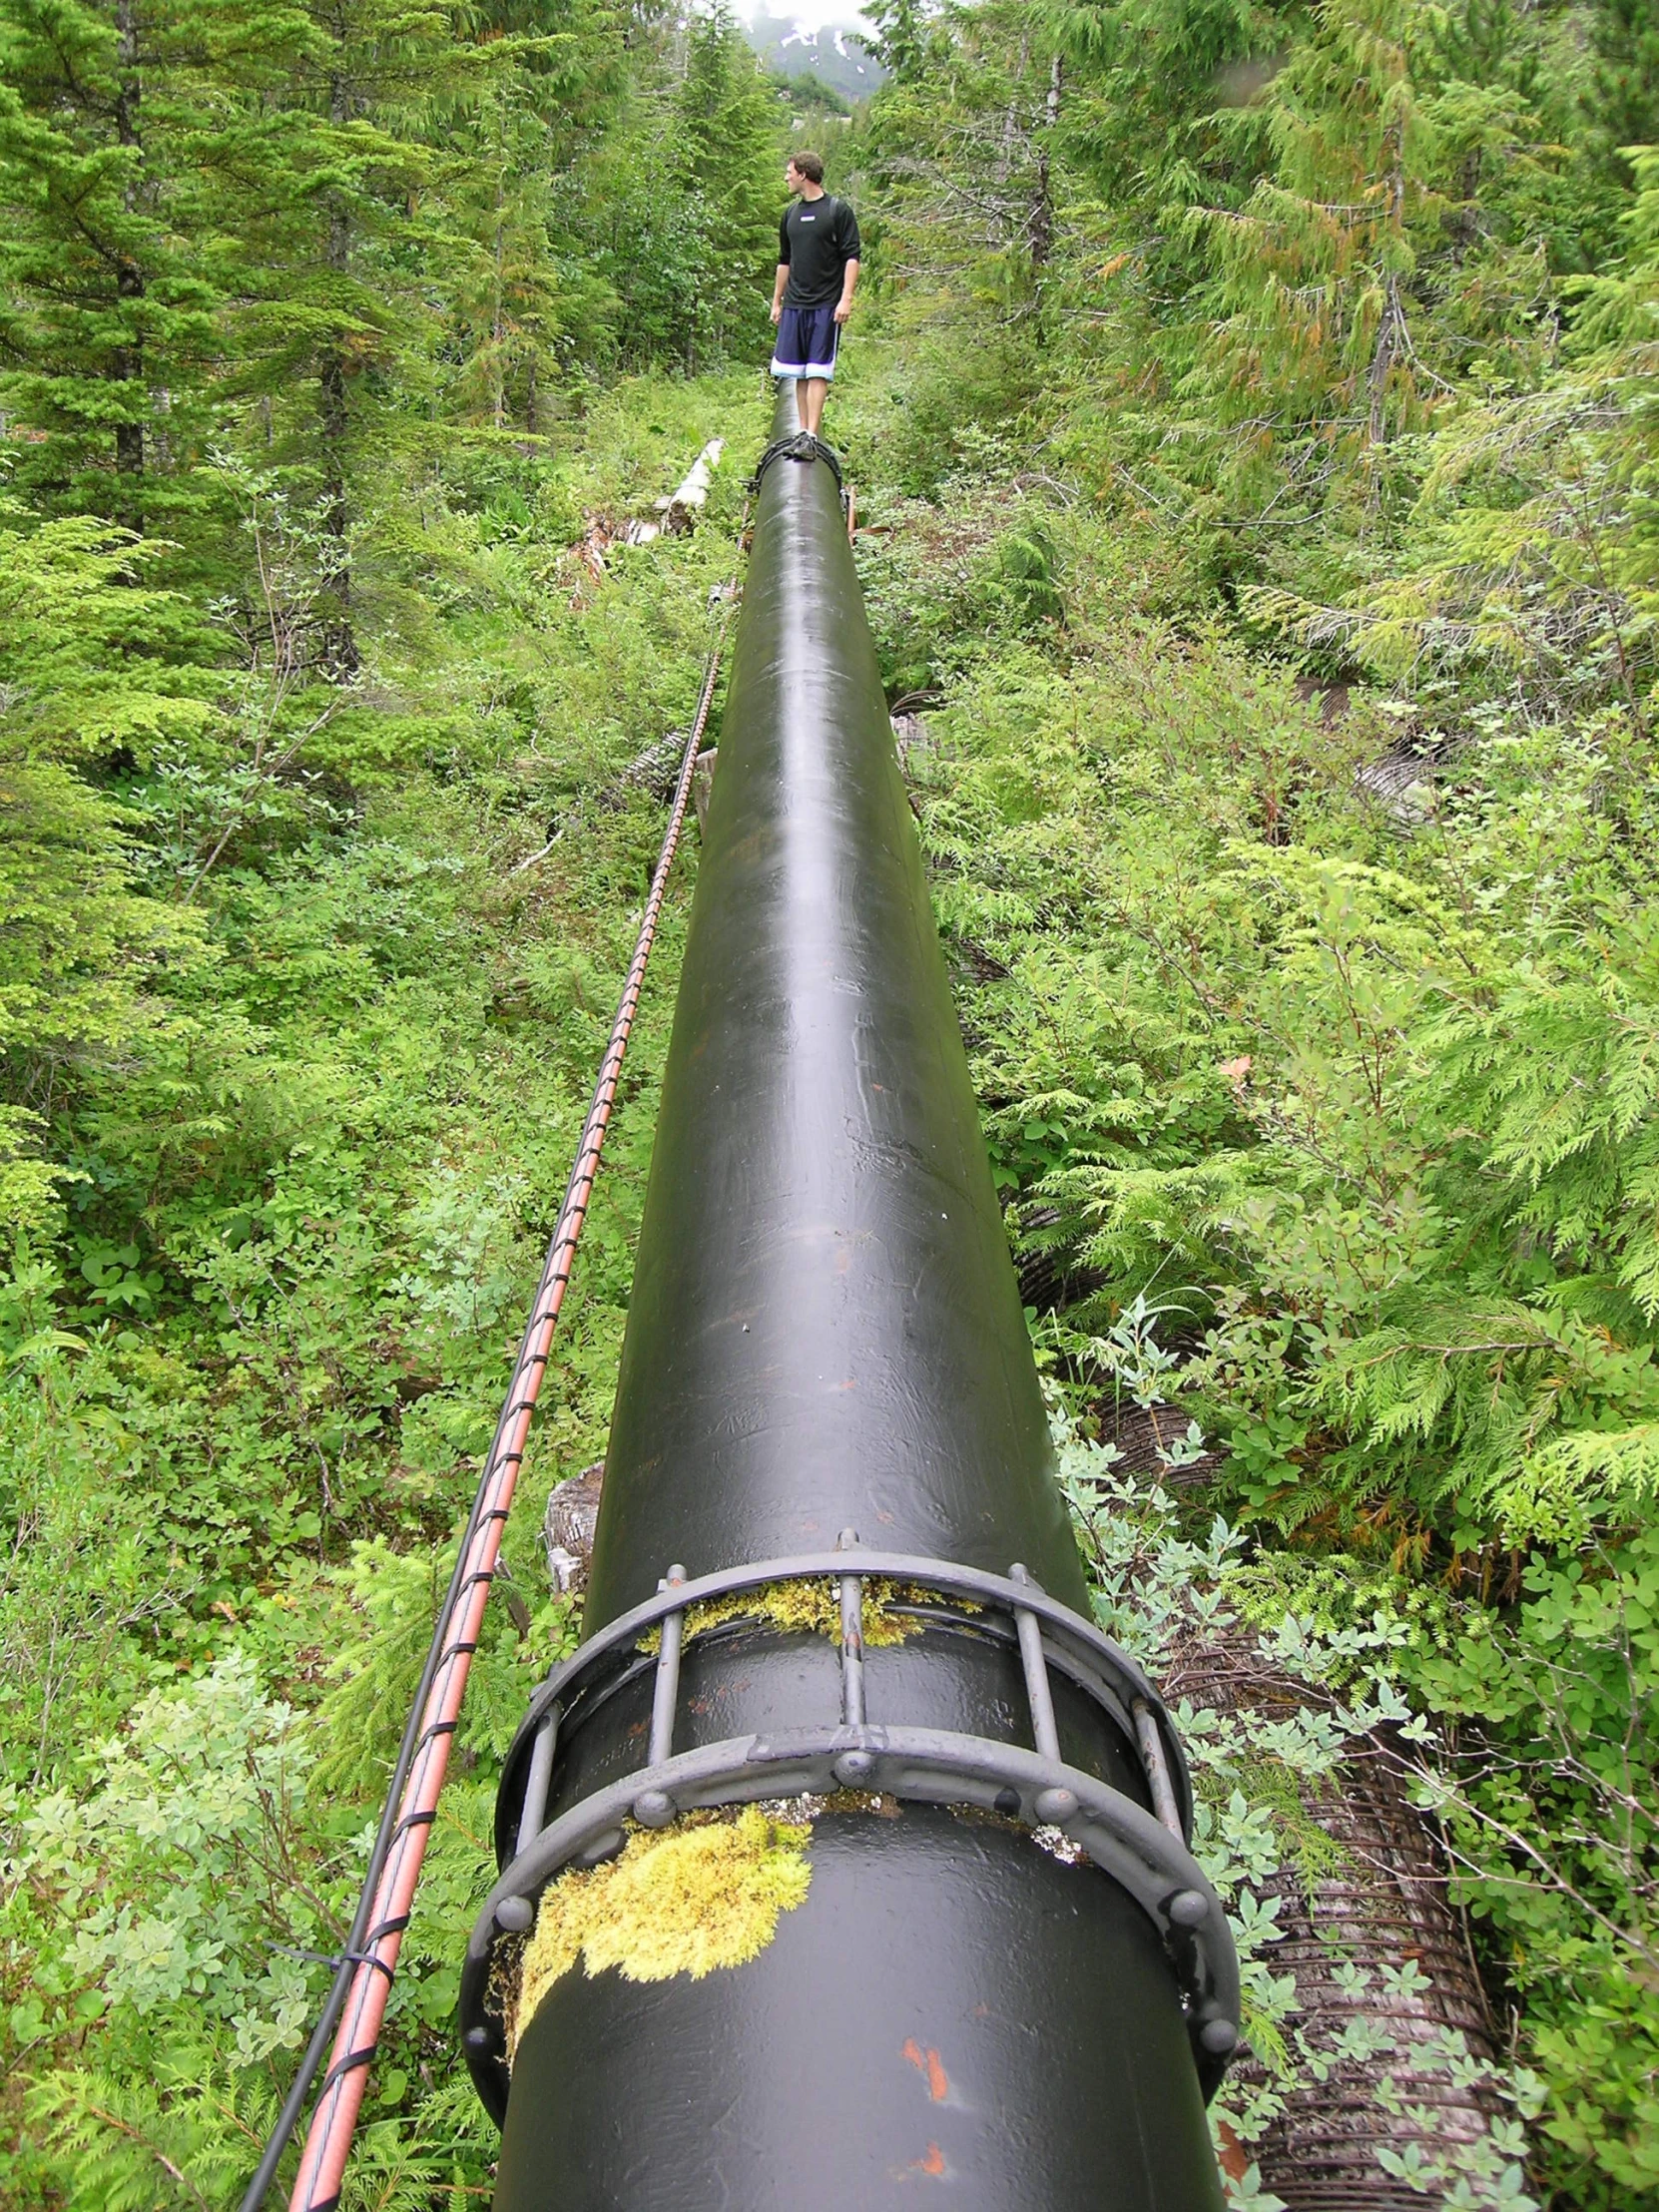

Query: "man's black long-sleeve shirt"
<box><xmin>778</xmin><ymin>195</ymin><xmax>861</xmax><ymax>309</ymax></box>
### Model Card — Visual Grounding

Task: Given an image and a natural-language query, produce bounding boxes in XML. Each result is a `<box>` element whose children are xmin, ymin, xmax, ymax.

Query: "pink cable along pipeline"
<box><xmin>273</xmin><ymin>578</ymin><xmax>739</xmax><ymax>2212</ymax></box>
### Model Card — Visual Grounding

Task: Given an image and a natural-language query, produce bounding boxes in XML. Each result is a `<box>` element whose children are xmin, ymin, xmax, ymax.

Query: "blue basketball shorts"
<box><xmin>771</xmin><ymin>304</ymin><xmax>840</xmax><ymax>380</ymax></box>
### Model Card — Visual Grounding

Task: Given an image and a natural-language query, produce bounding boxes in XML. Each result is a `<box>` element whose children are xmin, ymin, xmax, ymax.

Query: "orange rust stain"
<box><xmin>1216</xmin><ymin>2120</ymin><xmax>1249</xmax><ymax>2185</ymax></box>
<box><xmin>901</xmin><ymin>2040</ymin><xmax>948</xmax><ymax>2101</ymax></box>
<box><xmin>910</xmin><ymin>2144</ymin><xmax>946</xmax><ymax>2179</ymax></box>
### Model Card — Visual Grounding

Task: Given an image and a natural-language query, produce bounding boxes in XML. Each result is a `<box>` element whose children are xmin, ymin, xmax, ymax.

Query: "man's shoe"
<box><xmin>790</xmin><ymin>432</ymin><xmax>841</xmax><ymax>467</ymax></box>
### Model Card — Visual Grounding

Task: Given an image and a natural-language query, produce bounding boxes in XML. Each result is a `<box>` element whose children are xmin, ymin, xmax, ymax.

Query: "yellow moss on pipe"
<box><xmin>637</xmin><ymin>1575</ymin><xmax>963</xmax><ymax>1655</ymax></box>
<box><xmin>509</xmin><ymin>1807</ymin><xmax>813</xmax><ymax>2058</ymax></box>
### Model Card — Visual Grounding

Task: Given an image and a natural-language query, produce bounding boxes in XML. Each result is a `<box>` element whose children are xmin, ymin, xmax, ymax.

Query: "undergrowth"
<box><xmin>5</xmin><ymin>0</ymin><xmax>1659</xmax><ymax>2201</ymax></box>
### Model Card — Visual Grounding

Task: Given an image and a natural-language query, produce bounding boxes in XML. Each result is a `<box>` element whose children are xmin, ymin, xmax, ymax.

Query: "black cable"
<box><xmin>236</xmin><ymin>1336</ymin><xmax>538</xmax><ymax>2212</ymax></box>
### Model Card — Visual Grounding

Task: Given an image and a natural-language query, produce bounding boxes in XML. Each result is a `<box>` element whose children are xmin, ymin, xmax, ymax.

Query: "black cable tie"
<box><xmin>320</xmin><ymin>2045</ymin><xmax>379</xmax><ymax>2092</ymax></box>
<box><xmin>270</xmin><ymin>1943</ymin><xmax>394</xmax><ymax>1983</ymax></box>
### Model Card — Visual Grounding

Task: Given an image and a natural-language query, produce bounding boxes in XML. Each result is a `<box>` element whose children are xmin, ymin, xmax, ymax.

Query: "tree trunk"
<box><xmin>112</xmin><ymin>0</ymin><xmax>145</xmax><ymax>521</ymax></box>
<box><xmin>1451</xmin><ymin>145</ymin><xmax>1481</xmax><ymax>261</ymax></box>
<box><xmin>492</xmin><ymin>175</ymin><xmax>507</xmax><ymax>431</ymax></box>
<box><xmin>1029</xmin><ymin>54</ymin><xmax>1061</xmax><ymax>274</ymax></box>
<box><xmin>999</xmin><ymin>33</ymin><xmax>1029</xmax><ymax>183</ymax></box>
<box><xmin>1367</xmin><ymin>124</ymin><xmax>1407</xmax><ymax>449</ymax></box>
<box><xmin>318</xmin><ymin>66</ymin><xmax>357</xmax><ymax>676</ymax></box>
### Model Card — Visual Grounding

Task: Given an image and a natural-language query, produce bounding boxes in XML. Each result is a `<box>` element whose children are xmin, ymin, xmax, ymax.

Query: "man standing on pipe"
<box><xmin>770</xmin><ymin>152</ymin><xmax>860</xmax><ymax>444</ymax></box>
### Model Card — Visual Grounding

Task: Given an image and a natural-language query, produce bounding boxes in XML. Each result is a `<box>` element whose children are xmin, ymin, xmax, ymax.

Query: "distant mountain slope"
<box><xmin>746</xmin><ymin>12</ymin><xmax>884</xmax><ymax>103</ymax></box>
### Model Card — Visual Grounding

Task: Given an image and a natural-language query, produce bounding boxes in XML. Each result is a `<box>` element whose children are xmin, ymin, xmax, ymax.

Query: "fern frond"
<box><xmin>29</xmin><ymin>2061</ymin><xmax>257</xmax><ymax>2211</ymax></box>
<box><xmin>1494</xmin><ymin>1423</ymin><xmax>1659</xmax><ymax>1543</ymax></box>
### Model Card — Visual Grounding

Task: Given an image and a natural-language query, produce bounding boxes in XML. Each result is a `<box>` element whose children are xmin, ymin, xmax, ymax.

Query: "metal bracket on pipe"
<box><xmin>459</xmin><ymin>1541</ymin><xmax>1241</xmax><ymax>2120</ymax></box>
<box><xmin>752</xmin><ymin>432</ymin><xmax>844</xmax><ymax>493</ymax></box>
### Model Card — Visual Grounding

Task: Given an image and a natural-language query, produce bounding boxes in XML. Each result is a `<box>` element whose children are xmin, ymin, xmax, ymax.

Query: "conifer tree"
<box><xmin>0</xmin><ymin>0</ymin><xmax>244</xmax><ymax>532</ymax></box>
<box><xmin>444</xmin><ymin>82</ymin><xmax>564</xmax><ymax>433</ymax></box>
<box><xmin>673</xmin><ymin>3</ymin><xmax>781</xmax><ymax>367</ymax></box>
<box><xmin>1586</xmin><ymin>0</ymin><xmax>1659</xmax><ymax>178</ymax></box>
<box><xmin>866</xmin><ymin>0</ymin><xmax>932</xmax><ymax>85</ymax></box>
<box><xmin>434</xmin><ymin>3</ymin><xmax>629</xmax><ymax>434</ymax></box>
<box><xmin>225</xmin><ymin>0</ymin><xmax>461</xmax><ymax>666</ymax></box>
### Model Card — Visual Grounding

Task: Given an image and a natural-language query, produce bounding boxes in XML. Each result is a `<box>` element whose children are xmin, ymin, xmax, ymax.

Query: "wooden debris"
<box><xmin>618</xmin><ymin>438</ymin><xmax>727</xmax><ymax>546</ymax></box>
<box><xmin>1356</xmin><ymin>748</ymin><xmax>1436</xmax><ymax>833</ymax></box>
<box><xmin>1171</xmin><ymin>1625</ymin><xmax>1501</xmax><ymax>2210</ymax></box>
<box><xmin>543</xmin><ymin>1460</ymin><xmax>604</xmax><ymax>1595</ymax></box>
<box><xmin>565</xmin><ymin>438</ymin><xmax>730</xmax><ymax>580</ymax></box>
<box><xmin>692</xmin><ymin>747</ymin><xmax>718</xmax><ymax>835</ymax></box>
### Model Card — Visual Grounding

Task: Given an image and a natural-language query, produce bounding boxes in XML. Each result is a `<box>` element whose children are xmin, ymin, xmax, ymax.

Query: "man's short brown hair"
<box><xmin>789</xmin><ymin>151</ymin><xmax>825</xmax><ymax>185</ymax></box>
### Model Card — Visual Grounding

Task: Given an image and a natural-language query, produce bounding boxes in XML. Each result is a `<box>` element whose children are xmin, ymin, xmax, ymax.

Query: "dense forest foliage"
<box><xmin>1</xmin><ymin>0</ymin><xmax>1655</xmax><ymax>2205</ymax></box>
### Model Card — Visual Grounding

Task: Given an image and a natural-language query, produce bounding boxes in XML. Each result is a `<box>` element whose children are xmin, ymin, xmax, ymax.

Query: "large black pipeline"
<box><xmin>459</xmin><ymin>398</ymin><xmax>1237</xmax><ymax>2209</ymax></box>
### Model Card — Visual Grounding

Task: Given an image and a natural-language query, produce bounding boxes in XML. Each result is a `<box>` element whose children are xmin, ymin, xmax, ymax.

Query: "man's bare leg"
<box><xmin>799</xmin><ymin>376</ymin><xmax>829</xmax><ymax>437</ymax></box>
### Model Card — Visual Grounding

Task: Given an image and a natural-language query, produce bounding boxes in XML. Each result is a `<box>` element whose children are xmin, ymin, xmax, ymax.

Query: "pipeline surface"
<box><xmin>461</xmin><ymin>396</ymin><xmax>1235</xmax><ymax>2210</ymax></box>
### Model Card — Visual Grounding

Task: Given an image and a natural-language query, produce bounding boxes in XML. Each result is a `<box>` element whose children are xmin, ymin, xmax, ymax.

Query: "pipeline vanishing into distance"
<box><xmin>458</xmin><ymin>391</ymin><xmax>1240</xmax><ymax>2210</ymax></box>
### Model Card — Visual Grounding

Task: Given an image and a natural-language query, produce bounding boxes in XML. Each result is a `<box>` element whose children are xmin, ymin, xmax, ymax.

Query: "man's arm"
<box><xmin>772</xmin><ymin>263</ymin><xmax>789</xmax><ymax>324</ymax></box>
<box><xmin>833</xmin><ymin>204</ymin><xmax>862</xmax><ymax>324</ymax></box>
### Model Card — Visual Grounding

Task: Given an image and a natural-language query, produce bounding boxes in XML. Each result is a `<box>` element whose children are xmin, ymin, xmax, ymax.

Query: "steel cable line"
<box><xmin>239</xmin><ymin>526</ymin><xmax>745</xmax><ymax>2212</ymax></box>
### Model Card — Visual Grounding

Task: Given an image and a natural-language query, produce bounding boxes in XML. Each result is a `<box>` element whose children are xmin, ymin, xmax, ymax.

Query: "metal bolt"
<box><xmin>833</xmin><ymin>1750</ymin><xmax>876</xmax><ymax>1785</ymax></box>
<box><xmin>1200</xmin><ymin>2017</ymin><xmax>1239</xmax><ymax>2056</ymax></box>
<box><xmin>633</xmin><ymin>1789</ymin><xmax>676</xmax><ymax>1828</ymax></box>
<box><xmin>464</xmin><ymin>2024</ymin><xmax>494</xmax><ymax>2051</ymax></box>
<box><xmin>577</xmin><ymin>1828</ymin><xmax>626</xmax><ymax>1866</ymax></box>
<box><xmin>494</xmin><ymin>1895</ymin><xmax>535</xmax><ymax>1934</ymax></box>
<box><xmin>1168</xmin><ymin>1889</ymin><xmax>1210</xmax><ymax>1929</ymax></box>
<box><xmin>1034</xmin><ymin>1786</ymin><xmax>1077</xmax><ymax>1823</ymax></box>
